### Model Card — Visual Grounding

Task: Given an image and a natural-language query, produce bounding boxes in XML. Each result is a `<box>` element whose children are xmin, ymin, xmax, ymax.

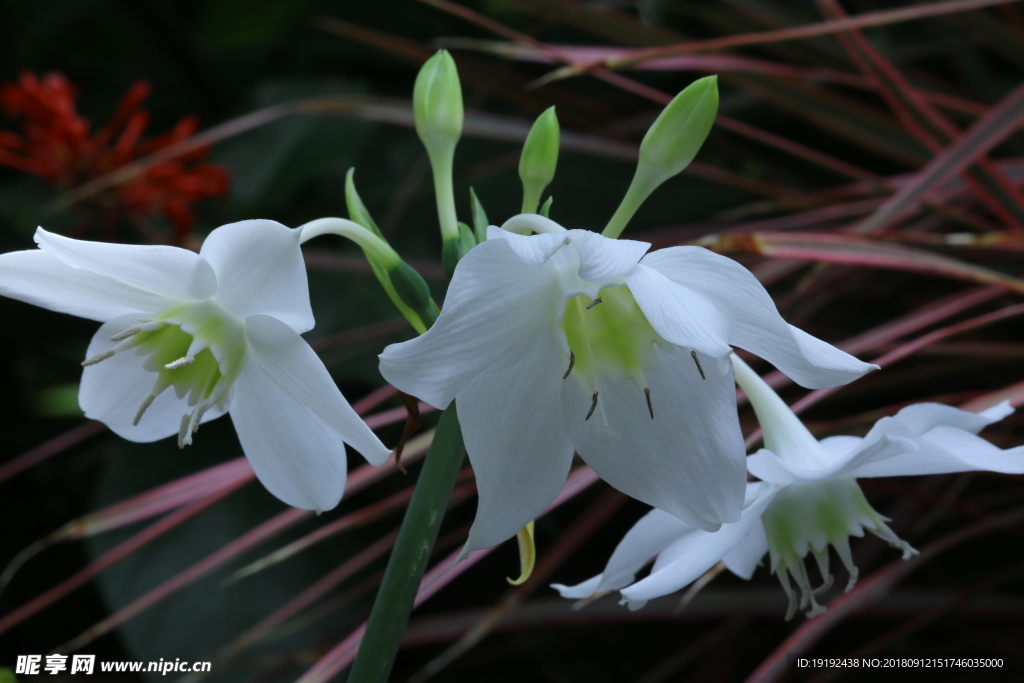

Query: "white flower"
<box><xmin>379</xmin><ymin>214</ymin><xmax>875</xmax><ymax>554</ymax></box>
<box><xmin>554</xmin><ymin>355</ymin><xmax>1024</xmax><ymax>619</ymax></box>
<box><xmin>0</xmin><ymin>221</ymin><xmax>390</xmax><ymax>512</ymax></box>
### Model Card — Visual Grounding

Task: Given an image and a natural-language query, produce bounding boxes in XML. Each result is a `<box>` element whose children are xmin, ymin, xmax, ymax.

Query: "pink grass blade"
<box><xmin>535</xmin><ymin>0</ymin><xmax>1018</xmax><ymax>81</ymax></box>
<box><xmin>818</xmin><ymin>0</ymin><xmax>1024</xmax><ymax>232</ymax></box>
<box><xmin>50</xmin><ymin>507</ymin><xmax>313</xmax><ymax>654</ymax></box>
<box><xmin>699</xmin><ymin>231</ymin><xmax>1024</xmax><ymax>294</ymax></box>
<box><xmin>0</xmin><ymin>421</ymin><xmax>106</xmax><ymax>485</ymax></box>
<box><xmin>0</xmin><ymin>479</ymin><xmax>247</xmax><ymax>636</ymax></box>
<box><xmin>856</xmin><ymin>80</ymin><xmax>1024</xmax><ymax>234</ymax></box>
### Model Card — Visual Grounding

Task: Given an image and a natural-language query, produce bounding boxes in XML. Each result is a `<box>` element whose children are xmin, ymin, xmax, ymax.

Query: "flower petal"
<box><xmin>746</xmin><ymin>432</ymin><xmax>919</xmax><ymax>485</ymax></box>
<box><xmin>79</xmin><ymin>315</ymin><xmax>226</xmax><ymax>441</ymax></box>
<box><xmin>34</xmin><ymin>227</ymin><xmax>217</xmax><ymax>301</ymax></box>
<box><xmin>848</xmin><ymin>427</ymin><xmax>1024</xmax><ymax>478</ymax></box>
<box><xmin>486</xmin><ymin>226</ymin><xmax>567</xmax><ymax>266</ymax></box>
<box><xmin>885</xmin><ymin>401</ymin><xmax>1013</xmax><ymax>437</ymax></box>
<box><xmin>626</xmin><ymin>264</ymin><xmax>732</xmax><ymax>357</ymax></box>
<box><xmin>379</xmin><ymin>238</ymin><xmax>564</xmax><ymax>408</ymax></box>
<box><xmin>199</xmin><ymin>220</ymin><xmax>314</xmax><ymax>333</ymax></box>
<box><xmin>0</xmin><ymin>250</ymin><xmax>168</xmax><ymax>321</ymax></box>
<box><xmin>566</xmin><ymin>230</ymin><xmax>649</xmax><ymax>284</ymax></box>
<box><xmin>552</xmin><ymin>507</ymin><xmax>689</xmax><ymax>599</ymax></box>
<box><xmin>722</xmin><ymin>523</ymin><xmax>769</xmax><ymax>580</ymax></box>
<box><xmin>244</xmin><ymin>314</ymin><xmax>390</xmax><ymax>466</ymax></box>
<box><xmin>458</xmin><ymin>332</ymin><xmax>575</xmax><ymax>553</ymax></box>
<box><xmin>622</xmin><ymin>483</ymin><xmax>776</xmax><ymax>602</ymax></box>
<box><xmin>230</xmin><ymin>357</ymin><xmax>350</xmax><ymax>512</ymax></box>
<box><xmin>640</xmin><ymin>246</ymin><xmax>875</xmax><ymax>388</ymax></box>
<box><xmin>562</xmin><ymin>346</ymin><xmax>746</xmax><ymax>531</ymax></box>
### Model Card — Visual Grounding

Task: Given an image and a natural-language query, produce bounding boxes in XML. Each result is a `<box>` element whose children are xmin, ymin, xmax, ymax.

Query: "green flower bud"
<box><xmin>414</xmin><ymin>50</ymin><xmax>464</xmax><ymax>151</ymax></box>
<box><xmin>519</xmin><ymin>106</ymin><xmax>559</xmax><ymax>213</ymax></box>
<box><xmin>639</xmin><ymin>75</ymin><xmax>718</xmax><ymax>178</ymax></box>
<box><xmin>603</xmin><ymin>76</ymin><xmax>719</xmax><ymax>239</ymax></box>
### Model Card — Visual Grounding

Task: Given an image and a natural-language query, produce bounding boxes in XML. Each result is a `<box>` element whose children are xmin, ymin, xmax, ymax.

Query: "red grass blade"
<box><xmin>856</xmin><ymin>80</ymin><xmax>1024</xmax><ymax>234</ymax></box>
<box><xmin>0</xmin><ymin>421</ymin><xmax>106</xmax><ymax>485</ymax></box>
<box><xmin>699</xmin><ymin>231</ymin><xmax>1024</xmax><ymax>294</ymax></box>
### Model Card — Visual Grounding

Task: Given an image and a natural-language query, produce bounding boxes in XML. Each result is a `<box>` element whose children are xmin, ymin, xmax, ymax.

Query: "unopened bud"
<box><xmin>414</xmin><ymin>50</ymin><xmax>463</xmax><ymax>150</ymax></box>
<box><xmin>639</xmin><ymin>75</ymin><xmax>718</xmax><ymax>179</ymax></box>
<box><xmin>519</xmin><ymin>106</ymin><xmax>559</xmax><ymax>213</ymax></box>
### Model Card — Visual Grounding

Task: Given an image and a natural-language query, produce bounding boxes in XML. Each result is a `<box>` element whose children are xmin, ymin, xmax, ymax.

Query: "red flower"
<box><xmin>0</xmin><ymin>72</ymin><xmax>229</xmax><ymax>242</ymax></box>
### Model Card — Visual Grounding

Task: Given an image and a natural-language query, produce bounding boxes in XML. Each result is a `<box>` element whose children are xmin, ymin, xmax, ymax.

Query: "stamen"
<box><xmin>690</xmin><ymin>350</ymin><xmax>705</xmax><ymax>380</ymax></box>
<box><xmin>133</xmin><ymin>394</ymin><xmax>156</xmax><ymax>426</ymax></box>
<box><xmin>585</xmin><ymin>392</ymin><xmax>599</xmax><ymax>421</ymax></box>
<box><xmin>586</xmin><ymin>297</ymin><xmax>603</xmax><ymax>310</ymax></box>
<box><xmin>644</xmin><ymin>387</ymin><xmax>654</xmax><ymax>419</ymax></box>
<box><xmin>177</xmin><ymin>414</ymin><xmax>192</xmax><ymax>449</ymax></box>
<box><xmin>81</xmin><ymin>349</ymin><xmax>116</xmax><ymax>367</ymax></box>
<box><xmin>832</xmin><ymin>537</ymin><xmax>860</xmax><ymax>592</ymax></box>
<box><xmin>563</xmin><ymin>351</ymin><xmax>575</xmax><ymax>380</ymax></box>
<box><xmin>109</xmin><ymin>326</ymin><xmax>142</xmax><ymax>342</ymax></box>
<box><xmin>811</xmin><ymin>549</ymin><xmax>833</xmax><ymax>594</ymax></box>
<box><xmin>776</xmin><ymin>568</ymin><xmax>798</xmax><ymax>622</ymax></box>
<box><xmin>165</xmin><ymin>356</ymin><xmax>195</xmax><ymax>370</ymax></box>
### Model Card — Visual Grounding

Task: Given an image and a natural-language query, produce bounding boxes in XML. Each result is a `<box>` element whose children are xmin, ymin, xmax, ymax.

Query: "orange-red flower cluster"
<box><xmin>0</xmin><ymin>72</ymin><xmax>229</xmax><ymax>240</ymax></box>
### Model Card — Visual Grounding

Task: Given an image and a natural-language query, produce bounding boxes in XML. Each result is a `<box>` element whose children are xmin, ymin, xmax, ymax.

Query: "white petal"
<box><xmin>746</xmin><ymin>432</ymin><xmax>919</xmax><ymax>485</ymax></box>
<box><xmin>379</xmin><ymin>238</ymin><xmax>563</xmax><ymax>408</ymax></box>
<box><xmin>552</xmin><ymin>507</ymin><xmax>690</xmax><ymax>599</ymax></box>
<box><xmin>458</xmin><ymin>332</ymin><xmax>575</xmax><ymax>553</ymax></box>
<box><xmin>496</xmin><ymin>214</ymin><xmax>568</xmax><ymax>236</ymax></box>
<box><xmin>34</xmin><ymin>227</ymin><xmax>217</xmax><ymax>301</ymax></box>
<box><xmin>848</xmin><ymin>427</ymin><xmax>1024</xmax><ymax>478</ymax></box>
<box><xmin>0</xmin><ymin>250</ymin><xmax>167</xmax><ymax>321</ymax></box>
<box><xmin>244</xmin><ymin>314</ymin><xmax>390</xmax><ymax>466</ymax></box>
<box><xmin>640</xmin><ymin>246</ymin><xmax>875</xmax><ymax>388</ymax></box>
<box><xmin>79</xmin><ymin>315</ymin><xmax>226</xmax><ymax>441</ymax></box>
<box><xmin>566</xmin><ymin>230</ymin><xmax>649</xmax><ymax>284</ymax></box>
<box><xmin>563</xmin><ymin>346</ymin><xmax>746</xmax><ymax>531</ymax></box>
<box><xmin>621</xmin><ymin>483</ymin><xmax>776</xmax><ymax>602</ymax></box>
<box><xmin>887</xmin><ymin>401</ymin><xmax>1013</xmax><ymax>437</ymax></box>
<box><xmin>230</xmin><ymin>358</ymin><xmax>349</xmax><ymax>512</ymax></box>
<box><xmin>626</xmin><ymin>264</ymin><xmax>732</xmax><ymax>357</ymax></box>
<box><xmin>599</xmin><ymin>508</ymin><xmax>693</xmax><ymax>591</ymax></box>
<box><xmin>486</xmin><ymin>226</ymin><xmax>567</xmax><ymax>266</ymax></box>
<box><xmin>199</xmin><ymin>220</ymin><xmax>314</xmax><ymax>333</ymax></box>
<box><xmin>722</xmin><ymin>523</ymin><xmax>769</xmax><ymax>580</ymax></box>
<box><xmin>551</xmin><ymin>573</ymin><xmax>604</xmax><ymax>600</ymax></box>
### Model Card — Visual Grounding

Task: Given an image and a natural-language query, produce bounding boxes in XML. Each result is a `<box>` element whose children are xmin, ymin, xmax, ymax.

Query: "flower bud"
<box><xmin>602</xmin><ymin>76</ymin><xmax>719</xmax><ymax>239</ymax></box>
<box><xmin>518</xmin><ymin>106</ymin><xmax>560</xmax><ymax>213</ymax></box>
<box><xmin>414</xmin><ymin>50</ymin><xmax>463</xmax><ymax>150</ymax></box>
<box><xmin>639</xmin><ymin>75</ymin><xmax>718</xmax><ymax>179</ymax></box>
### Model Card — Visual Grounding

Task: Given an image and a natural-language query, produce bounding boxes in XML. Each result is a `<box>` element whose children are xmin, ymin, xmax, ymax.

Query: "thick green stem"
<box><xmin>347</xmin><ymin>404</ymin><xmax>466</xmax><ymax>682</ymax></box>
<box><xmin>601</xmin><ymin>163</ymin><xmax>665</xmax><ymax>239</ymax></box>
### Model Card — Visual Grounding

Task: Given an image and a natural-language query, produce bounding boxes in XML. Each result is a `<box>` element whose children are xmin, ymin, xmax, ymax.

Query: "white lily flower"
<box><xmin>379</xmin><ymin>214</ymin><xmax>876</xmax><ymax>554</ymax></box>
<box><xmin>554</xmin><ymin>355</ymin><xmax>1024</xmax><ymax>619</ymax></box>
<box><xmin>0</xmin><ymin>221</ymin><xmax>391</xmax><ymax>512</ymax></box>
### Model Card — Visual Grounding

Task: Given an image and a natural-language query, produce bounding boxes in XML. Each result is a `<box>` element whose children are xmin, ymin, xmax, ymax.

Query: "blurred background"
<box><xmin>1</xmin><ymin>1</ymin><xmax>1023</xmax><ymax>681</ymax></box>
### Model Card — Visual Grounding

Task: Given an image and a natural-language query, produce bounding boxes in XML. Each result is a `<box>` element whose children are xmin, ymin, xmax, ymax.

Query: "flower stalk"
<box><xmin>347</xmin><ymin>402</ymin><xmax>466</xmax><ymax>683</ymax></box>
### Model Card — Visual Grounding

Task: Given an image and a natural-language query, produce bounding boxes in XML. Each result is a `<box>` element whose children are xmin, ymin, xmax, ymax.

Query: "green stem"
<box><xmin>601</xmin><ymin>163</ymin><xmax>665</xmax><ymax>239</ymax></box>
<box><xmin>430</xmin><ymin>149</ymin><xmax>459</xmax><ymax>244</ymax></box>
<box><xmin>347</xmin><ymin>403</ymin><xmax>466</xmax><ymax>682</ymax></box>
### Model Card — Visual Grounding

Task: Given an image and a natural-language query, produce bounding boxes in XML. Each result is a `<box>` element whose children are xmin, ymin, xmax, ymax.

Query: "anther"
<box><xmin>133</xmin><ymin>394</ymin><xmax>156</xmax><ymax>426</ymax></box>
<box><xmin>586</xmin><ymin>297</ymin><xmax>603</xmax><ymax>310</ymax></box>
<box><xmin>644</xmin><ymin>387</ymin><xmax>654</xmax><ymax>419</ymax></box>
<box><xmin>165</xmin><ymin>356</ymin><xmax>195</xmax><ymax>370</ymax></box>
<box><xmin>109</xmin><ymin>326</ymin><xmax>142</xmax><ymax>342</ymax></box>
<box><xmin>690</xmin><ymin>350</ymin><xmax>705</xmax><ymax>380</ymax></box>
<box><xmin>563</xmin><ymin>351</ymin><xmax>575</xmax><ymax>380</ymax></box>
<box><xmin>81</xmin><ymin>349</ymin><xmax>116</xmax><ymax>367</ymax></box>
<box><xmin>585</xmin><ymin>392</ymin><xmax>599</xmax><ymax>421</ymax></box>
